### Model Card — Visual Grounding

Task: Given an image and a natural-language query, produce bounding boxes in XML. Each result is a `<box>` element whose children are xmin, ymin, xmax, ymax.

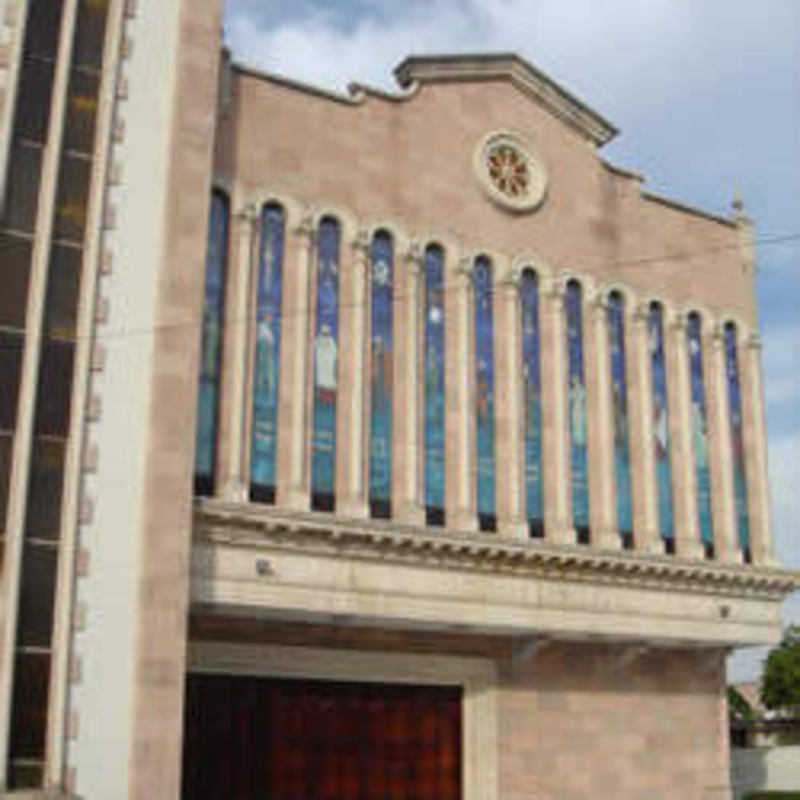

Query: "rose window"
<box><xmin>474</xmin><ymin>132</ymin><xmax>547</xmax><ymax>212</ymax></box>
<box><xmin>486</xmin><ymin>144</ymin><xmax>530</xmax><ymax>198</ymax></box>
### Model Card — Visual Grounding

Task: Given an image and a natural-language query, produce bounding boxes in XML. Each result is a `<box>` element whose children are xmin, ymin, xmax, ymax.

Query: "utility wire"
<box><xmin>0</xmin><ymin>230</ymin><xmax>798</xmax><ymax>347</ymax></box>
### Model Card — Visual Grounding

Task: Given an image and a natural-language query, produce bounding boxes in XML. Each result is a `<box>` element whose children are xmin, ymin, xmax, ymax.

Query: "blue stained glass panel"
<box><xmin>687</xmin><ymin>314</ymin><xmax>713</xmax><ymax>544</ymax></box>
<box><xmin>424</xmin><ymin>245</ymin><xmax>445</xmax><ymax>511</ymax></box>
<box><xmin>520</xmin><ymin>270</ymin><xmax>543</xmax><ymax>525</ymax></box>
<box><xmin>311</xmin><ymin>218</ymin><xmax>340</xmax><ymax>496</ymax></box>
<box><xmin>369</xmin><ymin>231</ymin><xmax>393</xmax><ymax>504</ymax></box>
<box><xmin>724</xmin><ymin>323</ymin><xmax>750</xmax><ymax>552</ymax></box>
<box><xmin>250</xmin><ymin>205</ymin><xmax>284</xmax><ymax>492</ymax></box>
<box><xmin>649</xmin><ymin>304</ymin><xmax>674</xmax><ymax>539</ymax></box>
<box><xmin>565</xmin><ymin>281</ymin><xmax>589</xmax><ymax>528</ymax></box>
<box><xmin>607</xmin><ymin>293</ymin><xmax>633</xmax><ymax>535</ymax></box>
<box><xmin>194</xmin><ymin>191</ymin><xmax>228</xmax><ymax>486</ymax></box>
<box><xmin>473</xmin><ymin>256</ymin><xmax>495</xmax><ymax>518</ymax></box>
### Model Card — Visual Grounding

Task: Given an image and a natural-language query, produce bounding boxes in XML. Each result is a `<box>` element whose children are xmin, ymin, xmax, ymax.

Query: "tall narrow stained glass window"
<box><xmin>473</xmin><ymin>256</ymin><xmax>495</xmax><ymax>530</ymax></box>
<box><xmin>8</xmin><ymin>0</ymin><xmax>110</xmax><ymax>788</ymax></box>
<box><xmin>565</xmin><ymin>280</ymin><xmax>589</xmax><ymax>540</ymax></box>
<box><xmin>724</xmin><ymin>322</ymin><xmax>750</xmax><ymax>557</ymax></box>
<box><xmin>250</xmin><ymin>204</ymin><xmax>284</xmax><ymax>504</ymax></box>
<box><xmin>424</xmin><ymin>244</ymin><xmax>445</xmax><ymax>525</ymax></box>
<box><xmin>607</xmin><ymin>292</ymin><xmax>633</xmax><ymax>541</ymax></box>
<box><xmin>311</xmin><ymin>217</ymin><xmax>340</xmax><ymax>510</ymax></box>
<box><xmin>520</xmin><ymin>269</ymin><xmax>543</xmax><ymax>536</ymax></box>
<box><xmin>194</xmin><ymin>191</ymin><xmax>229</xmax><ymax>495</ymax></box>
<box><xmin>687</xmin><ymin>313</ymin><xmax>713</xmax><ymax>549</ymax></box>
<box><xmin>369</xmin><ymin>230</ymin><xmax>393</xmax><ymax>518</ymax></box>
<box><xmin>649</xmin><ymin>302</ymin><xmax>674</xmax><ymax>543</ymax></box>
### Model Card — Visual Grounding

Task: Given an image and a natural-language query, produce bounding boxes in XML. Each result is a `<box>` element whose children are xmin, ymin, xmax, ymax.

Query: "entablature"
<box><xmin>193</xmin><ymin>501</ymin><xmax>799</xmax><ymax>649</ymax></box>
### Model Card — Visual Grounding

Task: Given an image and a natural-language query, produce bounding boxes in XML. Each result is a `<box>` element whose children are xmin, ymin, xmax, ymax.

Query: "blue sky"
<box><xmin>223</xmin><ymin>0</ymin><xmax>800</xmax><ymax>678</ymax></box>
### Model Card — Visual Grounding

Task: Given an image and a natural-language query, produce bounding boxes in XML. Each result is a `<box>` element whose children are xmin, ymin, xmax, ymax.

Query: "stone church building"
<box><xmin>0</xmin><ymin>0</ymin><xmax>797</xmax><ymax>797</ymax></box>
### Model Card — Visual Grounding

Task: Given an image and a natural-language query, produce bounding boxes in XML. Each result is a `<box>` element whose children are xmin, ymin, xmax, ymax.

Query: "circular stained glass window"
<box><xmin>487</xmin><ymin>144</ymin><xmax>530</xmax><ymax>198</ymax></box>
<box><xmin>474</xmin><ymin>132</ymin><xmax>547</xmax><ymax>213</ymax></box>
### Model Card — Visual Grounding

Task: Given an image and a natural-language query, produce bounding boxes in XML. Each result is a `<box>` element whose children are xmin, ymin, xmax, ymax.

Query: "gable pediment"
<box><xmin>394</xmin><ymin>53</ymin><xmax>618</xmax><ymax>147</ymax></box>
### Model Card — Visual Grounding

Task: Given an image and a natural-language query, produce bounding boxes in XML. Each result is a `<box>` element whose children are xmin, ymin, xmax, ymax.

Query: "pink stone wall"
<box><xmin>216</xmin><ymin>71</ymin><xmax>754</xmax><ymax>326</ymax></box>
<box><xmin>500</xmin><ymin>643</ymin><xmax>730</xmax><ymax>799</ymax></box>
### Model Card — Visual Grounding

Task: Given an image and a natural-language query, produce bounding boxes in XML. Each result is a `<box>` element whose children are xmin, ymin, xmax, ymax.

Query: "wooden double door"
<box><xmin>182</xmin><ymin>673</ymin><xmax>462</xmax><ymax>799</ymax></box>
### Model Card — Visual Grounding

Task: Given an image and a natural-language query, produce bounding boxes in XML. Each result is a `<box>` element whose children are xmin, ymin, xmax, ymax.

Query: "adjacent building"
<box><xmin>0</xmin><ymin>0</ymin><xmax>798</xmax><ymax>797</ymax></box>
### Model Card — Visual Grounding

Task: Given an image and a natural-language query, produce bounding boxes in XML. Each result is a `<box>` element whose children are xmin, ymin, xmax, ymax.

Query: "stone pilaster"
<box><xmin>392</xmin><ymin>243</ymin><xmax>424</xmax><ymax>525</ymax></box>
<box><xmin>496</xmin><ymin>269</ymin><xmax>526</xmax><ymax>539</ymax></box>
<box><xmin>540</xmin><ymin>279</ymin><xmax>570</xmax><ymax>544</ymax></box>
<box><xmin>667</xmin><ymin>313</ymin><xmax>703</xmax><ymax>560</ymax></box>
<box><xmin>707</xmin><ymin>325</ymin><xmax>740</xmax><ymax>563</ymax></box>
<box><xmin>588</xmin><ymin>291</ymin><xmax>619</xmax><ymax>550</ymax></box>
<box><xmin>277</xmin><ymin>214</ymin><xmax>315</xmax><ymax>510</ymax></box>
<box><xmin>218</xmin><ymin>200</ymin><xmax>257</xmax><ymax>503</ymax></box>
<box><xmin>447</xmin><ymin>257</ymin><xmax>477</xmax><ymax>531</ymax></box>
<box><xmin>335</xmin><ymin>231</ymin><xmax>369</xmax><ymax>518</ymax></box>
<box><xmin>742</xmin><ymin>334</ymin><xmax>774</xmax><ymax>565</ymax></box>
<box><xmin>630</xmin><ymin>304</ymin><xmax>661</xmax><ymax>554</ymax></box>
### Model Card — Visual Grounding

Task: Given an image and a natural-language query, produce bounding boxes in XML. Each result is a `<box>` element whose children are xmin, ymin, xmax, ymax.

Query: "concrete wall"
<box><xmin>731</xmin><ymin>746</ymin><xmax>800</xmax><ymax>799</ymax></box>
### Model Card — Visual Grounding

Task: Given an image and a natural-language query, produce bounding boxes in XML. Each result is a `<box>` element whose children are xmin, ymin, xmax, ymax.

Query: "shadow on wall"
<box><xmin>730</xmin><ymin>746</ymin><xmax>800</xmax><ymax>799</ymax></box>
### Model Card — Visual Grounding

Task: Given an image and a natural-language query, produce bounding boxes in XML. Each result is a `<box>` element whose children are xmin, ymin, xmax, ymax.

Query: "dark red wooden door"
<box><xmin>182</xmin><ymin>674</ymin><xmax>462</xmax><ymax>800</ymax></box>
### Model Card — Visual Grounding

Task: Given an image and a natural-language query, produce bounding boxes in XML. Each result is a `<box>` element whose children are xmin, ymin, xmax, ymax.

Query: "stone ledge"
<box><xmin>194</xmin><ymin>501</ymin><xmax>800</xmax><ymax>602</ymax></box>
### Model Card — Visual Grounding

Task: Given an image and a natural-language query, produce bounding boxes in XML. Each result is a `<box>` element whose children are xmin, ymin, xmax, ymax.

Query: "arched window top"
<box><xmin>319</xmin><ymin>213</ymin><xmax>340</xmax><ymax>228</ymax></box>
<box><xmin>425</xmin><ymin>241</ymin><xmax>445</xmax><ymax>259</ymax></box>
<box><xmin>473</xmin><ymin>255</ymin><xmax>493</xmax><ymax>290</ymax></box>
<box><xmin>566</xmin><ymin>277</ymin><xmax>582</xmax><ymax>292</ymax></box>
<box><xmin>520</xmin><ymin>266</ymin><xmax>538</xmax><ymax>282</ymax></box>
<box><xmin>724</xmin><ymin>319</ymin><xmax>738</xmax><ymax>336</ymax></box>
<box><xmin>263</xmin><ymin>199</ymin><xmax>284</xmax><ymax>214</ymax></box>
<box><xmin>649</xmin><ymin>298</ymin><xmax>663</xmax><ymax>312</ymax></box>
<box><xmin>608</xmin><ymin>289</ymin><xmax>625</xmax><ymax>311</ymax></box>
<box><xmin>373</xmin><ymin>228</ymin><xmax>393</xmax><ymax>244</ymax></box>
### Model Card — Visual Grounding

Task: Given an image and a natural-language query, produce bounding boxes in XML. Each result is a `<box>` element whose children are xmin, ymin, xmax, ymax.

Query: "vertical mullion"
<box><xmin>0</xmin><ymin>0</ymin><xmax>80</xmax><ymax>785</ymax></box>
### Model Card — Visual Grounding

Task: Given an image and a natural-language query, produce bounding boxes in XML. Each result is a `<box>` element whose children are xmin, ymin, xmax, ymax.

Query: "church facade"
<box><xmin>0</xmin><ymin>1</ymin><xmax>798</xmax><ymax>798</ymax></box>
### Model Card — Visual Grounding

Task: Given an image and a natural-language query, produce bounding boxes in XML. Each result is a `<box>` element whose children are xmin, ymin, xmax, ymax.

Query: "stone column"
<box><xmin>392</xmin><ymin>243</ymin><xmax>424</xmax><ymax>525</ymax></box>
<box><xmin>706</xmin><ymin>325</ymin><xmax>740</xmax><ymax>563</ymax></box>
<box><xmin>218</xmin><ymin>200</ymin><xmax>257</xmax><ymax>502</ymax></box>
<box><xmin>496</xmin><ymin>268</ymin><xmax>526</xmax><ymax>538</ymax></box>
<box><xmin>540</xmin><ymin>279</ymin><xmax>570</xmax><ymax>544</ymax></box>
<box><xmin>276</xmin><ymin>214</ymin><xmax>315</xmax><ymax>510</ymax></box>
<box><xmin>667</xmin><ymin>313</ymin><xmax>703</xmax><ymax>559</ymax></box>
<box><xmin>447</xmin><ymin>257</ymin><xmax>477</xmax><ymax>531</ymax></box>
<box><xmin>588</xmin><ymin>291</ymin><xmax>619</xmax><ymax>549</ymax></box>
<box><xmin>742</xmin><ymin>333</ymin><xmax>774</xmax><ymax>565</ymax></box>
<box><xmin>629</xmin><ymin>304</ymin><xmax>660</xmax><ymax>554</ymax></box>
<box><xmin>335</xmin><ymin>230</ymin><xmax>369</xmax><ymax>518</ymax></box>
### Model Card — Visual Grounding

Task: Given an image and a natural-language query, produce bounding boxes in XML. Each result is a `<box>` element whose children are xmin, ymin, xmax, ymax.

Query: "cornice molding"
<box><xmin>194</xmin><ymin>502</ymin><xmax>800</xmax><ymax>601</ymax></box>
<box><xmin>394</xmin><ymin>53</ymin><xmax>618</xmax><ymax>147</ymax></box>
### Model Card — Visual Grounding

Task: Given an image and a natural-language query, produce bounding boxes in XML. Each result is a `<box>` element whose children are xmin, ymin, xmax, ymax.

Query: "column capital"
<box><xmin>668</xmin><ymin>316</ymin><xmax>688</xmax><ymax>338</ymax></box>
<box><xmin>632</xmin><ymin>302</ymin><xmax>653</xmax><ymax>326</ymax></box>
<box><xmin>295</xmin><ymin>214</ymin><xmax>317</xmax><ymax>242</ymax></box>
<box><xmin>404</xmin><ymin>240</ymin><xmax>424</xmax><ymax>273</ymax></box>
<box><xmin>351</xmin><ymin>228</ymin><xmax>371</xmax><ymax>254</ymax></box>
<box><xmin>710</xmin><ymin>323</ymin><xmax>726</xmax><ymax>348</ymax></box>
<box><xmin>589</xmin><ymin>291</ymin><xmax>608</xmax><ymax>314</ymax></box>
<box><xmin>235</xmin><ymin>201</ymin><xmax>259</xmax><ymax>229</ymax></box>
<box><xmin>543</xmin><ymin>277</ymin><xmax>566</xmax><ymax>302</ymax></box>
<box><xmin>746</xmin><ymin>333</ymin><xmax>763</xmax><ymax>351</ymax></box>
<box><xmin>454</xmin><ymin>257</ymin><xmax>474</xmax><ymax>283</ymax></box>
<box><xmin>500</xmin><ymin>268</ymin><xmax>521</xmax><ymax>290</ymax></box>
